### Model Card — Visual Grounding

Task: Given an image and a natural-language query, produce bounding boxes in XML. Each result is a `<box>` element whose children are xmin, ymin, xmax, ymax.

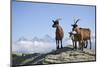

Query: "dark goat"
<box><xmin>52</xmin><ymin>19</ymin><xmax>64</xmax><ymax>49</ymax></box>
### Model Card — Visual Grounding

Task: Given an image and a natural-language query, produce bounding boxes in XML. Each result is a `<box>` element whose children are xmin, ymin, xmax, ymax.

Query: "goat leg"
<box><xmin>56</xmin><ymin>40</ymin><xmax>59</xmax><ymax>49</ymax></box>
<box><xmin>61</xmin><ymin>40</ymin><xmax>63</xmax><ymax>48</ymax></box>
<box><xmin>84</xmin><ymin>40</ymin><xmax>88</xmax><ymax>48</ymax></box>
<box><xmin>57</xmin><ymin>40</ymin><xmax>59</xmax><ymax>49</ymax></box>
<box><xmin>75</xmin><ymin>42</ymin><xmax>77</xmax><ymax>49</ymax></box>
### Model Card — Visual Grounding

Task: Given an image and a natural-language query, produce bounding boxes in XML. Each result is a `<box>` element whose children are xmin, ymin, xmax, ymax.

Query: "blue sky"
<box><xmin>12</xmin><ymin>1</ymin><xmax>96</xmax><ymax>42</ymax></box>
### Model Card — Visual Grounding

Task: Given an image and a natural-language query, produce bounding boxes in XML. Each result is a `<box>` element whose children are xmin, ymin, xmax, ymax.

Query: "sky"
<box><xmin>12</xmin><ymin>0</ymin><xmax>96</xmax><ymax>54</ymax></box>
<box><xmin>12</xmin><ymin>0</ymin><xmax>96</xmax><ymax>42</ymax></box>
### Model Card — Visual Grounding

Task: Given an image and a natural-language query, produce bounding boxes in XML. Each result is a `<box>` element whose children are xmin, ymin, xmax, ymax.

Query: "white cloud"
<box><xmin>63</xmin><ymin>39</ymin><xmax>72</xmax><ymax>47</ymax></box>
<box><xmin>12</xmin><ymin>40</ymin><xmax>56</xmax><ymax>54</ymax></box>
<box><xmin>12</xmin><ymin>37</ymin><xmax>73</xmax><ymax>54</ymax></box>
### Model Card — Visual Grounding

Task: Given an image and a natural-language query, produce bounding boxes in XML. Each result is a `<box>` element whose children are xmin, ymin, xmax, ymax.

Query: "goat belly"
<box><xmin>56</xmin><ymin>32</ymin><xmax>63</xmax><ymax>40</ymax></box>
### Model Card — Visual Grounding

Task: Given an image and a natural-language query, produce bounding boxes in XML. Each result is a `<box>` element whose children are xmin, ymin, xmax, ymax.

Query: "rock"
<box><xmin>12</xmin><ymin>45</ymin><xmax>96</xmax><ymax>66</ymax></box>
<box><xmin>43</xmin><ymin>46</ymin><xmax>96</xmax><ymax>64</ymax></box>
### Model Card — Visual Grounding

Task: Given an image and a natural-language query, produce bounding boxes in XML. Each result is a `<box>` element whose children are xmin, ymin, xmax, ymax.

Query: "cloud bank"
<box><xmin>12</xmin><ymin>40</ymin><xmax>56</xmax><ymax>54</ymax></box>
<box><xmin>12</xmin><ymin>36</ymin><xmax>72</xmax><ymax>54</ymax></box>
<box><xmin>12</xmin><ymin>34</ymin><xmax>95</xmax><ymax>54</ymax></box>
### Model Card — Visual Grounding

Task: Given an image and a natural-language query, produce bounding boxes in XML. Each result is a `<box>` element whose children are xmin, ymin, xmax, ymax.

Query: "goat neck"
<box><xmin>75</xmin><ymin>27</ymin><xmax>81</xmax><ymax>34</ymax></box>
<box><xmin>56</xmin><ymin>25</ymin><xmax>61</xmax><ymax>31</ymax></box>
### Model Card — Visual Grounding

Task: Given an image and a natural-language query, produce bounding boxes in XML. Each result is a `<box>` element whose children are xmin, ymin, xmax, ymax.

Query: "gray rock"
<box><xmin>43</xmin><ymin>46</ymin><xmax>96</xmax><ymax>64</ymax></box>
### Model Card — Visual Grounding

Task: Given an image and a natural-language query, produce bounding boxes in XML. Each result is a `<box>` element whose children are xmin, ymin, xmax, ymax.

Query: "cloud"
<box><xmin>12</xmin><ymin>34</ymin><xmax>82</xmax><ymax>54</ymax></box>
<box><xmin>12</xmin><ymin>32</ymin><xmax>96</xmax><ymax>54</ymax></box>
<box><xmin>12</xmin><ymin>37</ymin><xmax>73</xmax><ymax>54</ymax></box>
<box><xmin>12</xmin><ymin>40</ymin><xmax>56</xmax><ymax>54</ymax></box>
<box><xmin>12</xmin><ymin>37</ymin><xmax>96</xmax><ymax>54</ymax></box>
<box><xmin>63</xmin><ymin>39</ymin><xmax>72</xmax><ymax>47</ymax></box>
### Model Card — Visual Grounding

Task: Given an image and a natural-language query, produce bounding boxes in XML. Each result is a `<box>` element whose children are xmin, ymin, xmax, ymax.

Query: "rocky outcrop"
<box><xmin>43</xmin><ymin>46</ymin><xmax>96</xmax><ymax>64</ymax></box>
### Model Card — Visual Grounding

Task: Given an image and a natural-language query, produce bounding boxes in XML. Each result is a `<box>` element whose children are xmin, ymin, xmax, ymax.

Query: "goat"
<box><xmin>71</xmin><ymin>19</ymin><xmax>91</xmax><ymax>51</ymax></box>
<box><xmin>69</xmin><ymin>32</ymin><xmax>80</xmax><ymax>49</ymax></box>
<box><xmin>52</xmin><ymin>18</ymin><xmax>64</xmax><ymax>49</ymax></box>
<box><xmin>69</xmin><ymin>31</ymin><xmax>88</xmax><ymax>49</ymax></box>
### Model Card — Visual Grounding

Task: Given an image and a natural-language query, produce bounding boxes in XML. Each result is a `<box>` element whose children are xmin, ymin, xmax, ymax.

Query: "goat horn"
<box><xmin>75</xmin><ymin>19</ymin><xmax>80</xmax><ymax>24</ymax></box>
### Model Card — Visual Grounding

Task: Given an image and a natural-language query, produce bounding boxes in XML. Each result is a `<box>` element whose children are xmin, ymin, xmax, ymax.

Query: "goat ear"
<box><xmin>71</xmin><ymin>24</ymin><xmax>74</xmax><ymax>26</ymax></box>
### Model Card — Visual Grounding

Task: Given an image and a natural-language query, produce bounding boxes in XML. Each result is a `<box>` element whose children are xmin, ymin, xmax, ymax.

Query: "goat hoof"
<box><xmin>57</xmin><ymin>47</ymin><xmax>59</xmax><ymax>49</ymax></box>
<box><xmin>61</xmin><ymin>46</ymin><xmax>63</xmax><ymax>48</ymax></box>
<box><xmin>81</xmin><ymin>48</ymin><xmax>83</xmax><ymax>51</ymax></box>
<box><xmin>84</xmin><ymin>46</ymin><xmax>86</xmax><ymax>48</ymax></box>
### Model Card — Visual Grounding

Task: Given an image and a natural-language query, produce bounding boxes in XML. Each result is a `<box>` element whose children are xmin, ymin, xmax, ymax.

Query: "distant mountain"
<box><xmin>16</xmin><ymin>35</ymin><xmax>71</xmax><ymax>44</ymax></box>
<box><xmin>32</xmin><ymin>35</ymin><xmax>55</xmax><ymax>42</ymax></box>
<box><xmin>32</xmin><ymin>36</ymin><xmax>41</xmax><ymax>42</ymax></box>
<box><xmin>15</xmin><ymin>35</ymin><xmax>54</xmax><ymax>43</ymax></box>
<box><xmin>17</xmin><ymin>37</ymin><xmax>28</xmax><ymax>42</ymax></box>
<box><xmin>42</xmin><ymin>34</ymin><xmax>55</xmax><ymax>42</ymax></box>
<box><xmin>14</xmin><ymin>37</ymin><xmax>28</xmax><ymax>44</ymax></box>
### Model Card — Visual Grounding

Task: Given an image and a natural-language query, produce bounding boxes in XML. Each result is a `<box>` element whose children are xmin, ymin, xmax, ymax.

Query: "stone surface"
<box><xmin>43</xmin><ymin>46</ymin><xmax>96</xmax><ymax>64</ymax></box>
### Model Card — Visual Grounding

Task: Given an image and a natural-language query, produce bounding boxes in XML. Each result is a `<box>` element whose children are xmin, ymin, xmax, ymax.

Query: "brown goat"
<box><xmin>52</xmin><ymin>19</ymin><xmax>64</xmax><ymax>49</ymax></box>
<box><xmin>71</xmin><ymin>19</ymin><xmax>91</xmax><ymax>50</ymax></box>
<box><xmin>69</xmin><ymin>32</ymin><xmax>88</xmax><ymax>49</ymax></box>
<box><xmin>69</xmin><ymin>32</ymin><xmax>80</xmax><ymax>49</ymax></box>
